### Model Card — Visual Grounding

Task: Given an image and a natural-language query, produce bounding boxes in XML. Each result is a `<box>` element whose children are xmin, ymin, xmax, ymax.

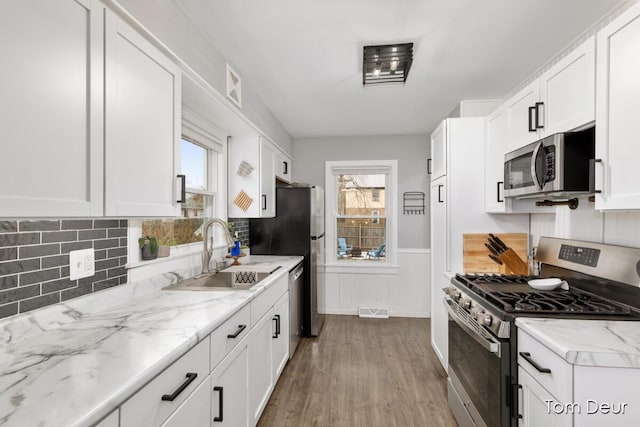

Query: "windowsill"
<box><xmin>126</xmin><ymin>242</ymin><xmax>227</xmax><ymax>269</ymax></box>
<box><xmin>323</xmin><ymin>262</ymin><xmax>400</xmax><ymax>275</ymax></box>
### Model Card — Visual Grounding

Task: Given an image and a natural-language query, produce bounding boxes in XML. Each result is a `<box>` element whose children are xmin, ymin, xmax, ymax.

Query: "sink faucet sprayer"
<box><xmin>202</xmin><ymin>218</ymin><xmax>235</xmax><ymax>275</ymax></box>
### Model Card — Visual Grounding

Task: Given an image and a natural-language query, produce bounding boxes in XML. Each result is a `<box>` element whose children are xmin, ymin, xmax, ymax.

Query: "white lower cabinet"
<box><xmin>95</xmin><ymin>409</ymin><xmax>119</xmax><ymax>427</ymax></box>
<box><xmin>249</xmin><ymin>309</ymin><xmax>275</xmax><ymax>425</ymax></box>
<box><xmin>272</xmin><ymin>293</ymin><xmax>290</xmax><ymax>380</ymax></box>
<box><xmin>120</xmin><ymin>338</ymin><xmax>209</xmax><ymax>427</ymax></box>
<box><xmin>162</xmin><ymin>375</ymin><xmax>212</xmax><ymax>427</ymax></box>
<box><xmin>518</xmin><ymin>368</ymin><xmax>571</xmax><ymax>427</ymax></box>
<box><xmin>211</xmin><ymin>334</ymin><xmax>250</xmax><ymax>426</ymax></box>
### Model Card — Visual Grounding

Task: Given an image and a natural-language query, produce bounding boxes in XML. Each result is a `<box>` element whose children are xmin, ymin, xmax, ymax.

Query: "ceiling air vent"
<box><xmin>362</xmin><ymin>42</ymin><xmax>413</xmax><ymax>86</ymax></box>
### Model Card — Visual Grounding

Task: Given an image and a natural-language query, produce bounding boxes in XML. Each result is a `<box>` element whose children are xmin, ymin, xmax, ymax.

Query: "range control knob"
<box><xmin>482</xmin><ymin>314</ymin><xmax>493</xmax><ymax>327</ymax></box>
<box><xmin>452</xmin><ymin>291</ymin><xmax>462</xmax><ymax>301</ymax></box>
<box><xmin>474</xmin><ymin>309</ymin><xmax>485</xmax><ymax>320</ymax></box>
<box><xmin>462</xmin><ymin>299</ymin><xmax>472</xmax><ymax>310</ymax></box>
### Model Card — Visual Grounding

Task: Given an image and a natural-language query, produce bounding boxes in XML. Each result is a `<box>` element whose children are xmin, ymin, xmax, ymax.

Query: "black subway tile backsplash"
<box><xmin>0</xmin><ymin>221</ymin><xmax>17</xmax><ymax>233</ymax></box>
<box><xmin>0</xmin><ymin>219</ymin><xmax>129</xmax><ymax>320</ymax></box>
<box><xmin>19</xmin><ymin>244</ymin><xmax>60</xmax><ymax>259</ymax></box>
<box><xmin>19</xmin><ymin>220</ymin><xmax>60</xmax><ymax>232</ymax></box>
<box><xmin>0</xmin><ymin>247</ymin><xmax>17</xmax><ymax>261</ymax></box>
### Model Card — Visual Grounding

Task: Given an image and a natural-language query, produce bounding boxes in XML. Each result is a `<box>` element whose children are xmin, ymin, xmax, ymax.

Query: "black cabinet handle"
<box><xmin>161</xmin><ymin>372</ymin><xmax>197</xmax><ymax>401</ymax></box>
<box><xmin>497</xmin><ymin>181</ymin><xmax>504</xmax><ymax>203</ymax></box>
<box><xmin>283</xmin><ymin>161</ymin><xmax>288</xmax><ymax>175</ymax></box>
<box><xmin>592</xmin><ymin>158</ymin><xmax>602</xmax><ymax>194</ymax></box>
<box><xmin>213</xmin><ymin>386</ymin><xmax>223</xmax><ymax>422</ymax></box>
<box><xmin>535</xmin><ymin>102</ymin><xmax>545</xmax><ymax>129</ymax></box>
<box><xmin>437</xmin><ymin>184</ymin><xmax>444</xmax><ymax>203</ymax></box>
<box><xmin>262</xmin><ymin>194</ymin><xmax>267</xmax><ymax>210</ymax></box>
<box><xmin>176</xmin><ymin>174</ymin><xmax>186</xmax><ymax>203</ymax></box>
<box><xmin>511</xmin><ymin>384</ymin><xmax>523</xmax><ymax>419</ymax></box>
<box><xmin>272</xmin><ymin>314</ymin><xmax>281</xmax><ymax>338</ymax></box>
<box><xmin>427</xmin><ymin>158</ymin><xmax>432</xmax><ymax>175</ymax></box>
<box><xmin>519</xmin><ymin>352</ymin><xmax>551</xmax><ymax>373</ymax></box>
<box><xmin>227</xmin><ymin>324</ymin><xmax>246</xmax><ymax>339</ymax></box>
<box><xmin>528</xmin><ymin>106</ymin><xmax>537</xmax><ymax>132</ymax></box>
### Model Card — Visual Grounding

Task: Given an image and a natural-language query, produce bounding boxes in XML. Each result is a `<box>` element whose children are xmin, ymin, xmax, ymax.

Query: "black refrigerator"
<box><xmin>249</xmin><ymin>185</ymin><xmax>325</xmax><ymax>336</ymax></box>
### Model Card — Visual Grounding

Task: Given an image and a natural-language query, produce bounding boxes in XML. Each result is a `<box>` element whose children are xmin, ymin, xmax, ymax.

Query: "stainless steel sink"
<box><xmin>162</xmin><ymin>267</ymin><xmax>280</xmax><ymax>291</ymax></box>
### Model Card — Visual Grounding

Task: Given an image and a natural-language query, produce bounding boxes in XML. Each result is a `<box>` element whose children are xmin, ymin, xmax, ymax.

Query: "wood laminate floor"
<box><xmin>257</xmin><ymin>315</ymin><xmax>457</xmax><ymax>427</ymax></box>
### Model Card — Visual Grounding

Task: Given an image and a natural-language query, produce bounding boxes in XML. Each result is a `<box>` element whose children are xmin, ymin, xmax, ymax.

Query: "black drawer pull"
<box><xmin>227</xmin><ymin>324</ymin><xmax>247</xmax><ymax>338</ymax></box>
<box><xmin>272</xmin><ymin>314</ymin><xmax>281</xmax><ymax>338</ymax></box>
<box><xmin>519</xmin><ymin>352</ymin><xmax>551</xmax><ymax>373</ymax></box>
<box><xmin>161</xmin><ymin>372</ymin><xmax>197</xmax><ymax>401</ymax></box>
<box><xmin>213</xmin><ymin>386</ymin><xmax>223</xmax><ymax>422</ymax></box>
<box><xmin>176</xmin><ymin>174</ymin><xmax>186</xmax><ymax>203</ymax></box>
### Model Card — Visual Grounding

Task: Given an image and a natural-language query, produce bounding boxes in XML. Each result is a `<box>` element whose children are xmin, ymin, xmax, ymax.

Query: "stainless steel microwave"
<box><xmin>504</xmin><ymin>127</ymin><xmax>595</xmax><ymax>198</ymax></box>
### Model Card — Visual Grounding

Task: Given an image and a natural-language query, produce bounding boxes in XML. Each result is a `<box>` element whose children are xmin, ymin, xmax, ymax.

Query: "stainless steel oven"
<box><xmin>503</xmin><ymin>127</ymin><xmax>594</xmax><ymax>199</ymax></box>
<box><xmin>445</xmin><ymin>296</ymin><xmax>512</xmax><ymax>427</ymax></box>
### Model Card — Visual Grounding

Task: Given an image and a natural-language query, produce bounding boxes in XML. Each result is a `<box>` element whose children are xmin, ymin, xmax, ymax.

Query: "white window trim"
<box><xmin>324</xmin><ymin>160</ymin><xmax>398</xmax><ymax>274</ymax></box>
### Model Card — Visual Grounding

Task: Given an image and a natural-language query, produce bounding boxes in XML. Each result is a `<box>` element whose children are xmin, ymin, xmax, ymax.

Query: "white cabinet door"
<box><xmin>249</xmin><ymin>309</ymin><xmax>274</xmax><ymax>425</ymax></box>
<box><xmin>274</xmin><ymin>151</ymin><xmax>292</xmax><ymax>183</ymax></box>
<box><xmin>430</xmin><ymin>176</ymin><xmax>447</xmax><ymax>371</ymax></box>
<box><xmin>518</xmin><ymin>368</ymin><xmax>571</xmax><ymax>427</ymax></box>
<box><xmin>95</xmin><ymin>409</ymin><xmax>119</xmax><ymax>427</ymax></box>
<box><xmin>0</xmin><ymin>0</ymin><xmax>104</xmax><ymax>217</ymax></box>
<box><xmin>539</xmin><ymin>37</ymin><xmax>595</xmax><ymax>137</ymax></box>
<box><xmin>506</xmin><ymin>81</ymin><xmax>540</xmax><ymax>151</ymax></box>
<box><xmin>485</xmin><ymin>107</ymin><xmax>509</xmax><ymax>213</ymax></box>
<box><xmin>211</xmin><ymin>335</ymin><xmax>250</xmax><ymax>427</ymax></box>
<box><xmin>104</xmin><ymin>10</ymin><xmax>181</xmax><ymax>217</ymax></box>
<box><xmin>430</xmin><ymin>121</ymin><xmax>447</xmax><ymax>180</ymax></box>
<box><xmin>272</xmin><ymin>292</ymin><xmax>290</xmax><ymax>381</ymax></box>
<box><xmin>259</xmin><ymin>139</ymin><xmax>276</xmax><ymax>217</ymax></box>
<box><xmin>162</xmin><ymin>375</ymin><xmax>211</xmax><ymax>427</ymax></box>
<box><xmin>595</xmin><ymin>2</ymin><xmax>640</xmax><ymax>210</ymax></box>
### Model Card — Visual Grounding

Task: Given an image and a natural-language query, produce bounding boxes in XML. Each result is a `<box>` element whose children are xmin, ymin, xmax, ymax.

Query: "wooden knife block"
<box><xmin>463</xmin><ymin>233</ymin><xmax>528</xmax><ymax>274</ymax></box>
<box><xmin>498</xmin><ymin>248</ymin><xmax>529</xmax><ymax>275</ymax></box>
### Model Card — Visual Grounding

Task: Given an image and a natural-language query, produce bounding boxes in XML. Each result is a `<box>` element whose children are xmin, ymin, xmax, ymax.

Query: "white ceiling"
<box><xmin>176</xmin><ymin>0</ymin><xmax>625</xmax><ymax>138</ymax></box>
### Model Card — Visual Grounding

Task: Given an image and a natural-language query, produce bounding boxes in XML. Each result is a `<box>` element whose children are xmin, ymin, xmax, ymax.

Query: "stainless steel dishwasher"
<box><xmin>289</xmin><ymin>262</ymin><xmax>304</xmax><ymax>358</ymax></box>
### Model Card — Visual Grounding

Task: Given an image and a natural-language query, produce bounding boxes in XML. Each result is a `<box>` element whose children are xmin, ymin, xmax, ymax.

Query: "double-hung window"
<box><xmin>325</xmin><ymin>160</ymin><xmax>398</xmax><ymax>270</ymax></box>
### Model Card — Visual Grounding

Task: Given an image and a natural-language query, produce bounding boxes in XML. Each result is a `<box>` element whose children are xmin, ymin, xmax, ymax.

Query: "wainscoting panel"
<box><xmin>319</xmin><ymin>249</ymin><xmax>430</xmax><ymax>318</ymax></box>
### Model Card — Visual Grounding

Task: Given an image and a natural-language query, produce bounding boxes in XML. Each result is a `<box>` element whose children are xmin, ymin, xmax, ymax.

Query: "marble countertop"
<box><xmin>0</xmin><ymin>255</ymin><xmax>303</xmax><ymax>427</ymax></box>
<box><xmin>516</xmin><ymin>318</ymin><xmax>640</xmax><ymax>368</ymax></box>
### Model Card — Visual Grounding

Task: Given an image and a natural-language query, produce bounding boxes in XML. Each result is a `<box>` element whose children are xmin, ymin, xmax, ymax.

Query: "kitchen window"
<box><xmin>325</xmin><ymin>160</ymin><xmax>398</xmax><ymax>272</ymax></box>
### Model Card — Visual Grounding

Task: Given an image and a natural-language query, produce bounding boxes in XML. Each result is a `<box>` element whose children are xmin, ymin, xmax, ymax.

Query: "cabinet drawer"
<box><xmin>251</xmin><ymin>274</ymin><xmax>288</xmax><ymax>328</ymax></box>
<box><xmin>518</xmin><ymin>330</ymin><xmax>572</xmax><ymax>403</ymax></box>
<box><xmin>211</xmin><ymin>303</ymin><xmax>251</xmax><ymax>369</ymax></box>
<box><xmin>121</xmin><ymin>337</ymin><xmax>209</xmax><ymax>427</ymax></box>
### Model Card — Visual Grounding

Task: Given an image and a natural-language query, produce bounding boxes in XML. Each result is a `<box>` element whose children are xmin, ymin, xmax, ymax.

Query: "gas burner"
<box><xmin>488</xmin><ymin>289</ymin><xmax>632</xmax><ymax>315</ymax></box>
<box><xmin>459</xmin><ymin>274</ymin><xmax>532</xmax><ymax>284</ymax></box>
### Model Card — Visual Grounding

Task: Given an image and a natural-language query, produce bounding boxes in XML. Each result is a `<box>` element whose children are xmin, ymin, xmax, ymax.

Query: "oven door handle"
<box><xmin>444</xmin><ymin>297</ymin><xmax>501</xmax><ymax>357</ymax></box>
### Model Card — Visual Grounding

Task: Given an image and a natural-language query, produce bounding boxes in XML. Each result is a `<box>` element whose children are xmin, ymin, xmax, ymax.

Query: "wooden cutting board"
<box><xmin>463</xmin><ymin>233</ymin><xmax>528</xmax><ymax>274</ymax></box>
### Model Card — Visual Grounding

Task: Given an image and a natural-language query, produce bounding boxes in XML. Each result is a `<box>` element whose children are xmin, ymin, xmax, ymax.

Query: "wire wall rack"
<box><xmin>403</xmin><ymin>192</ymin><xmax>425</xmax><ymax>214</ymax></box>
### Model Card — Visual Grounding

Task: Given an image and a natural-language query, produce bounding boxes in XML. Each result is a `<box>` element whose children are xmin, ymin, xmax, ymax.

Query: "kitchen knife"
<box><xmin>489</xmin><ymin>233</ymin><xmax>509</xmax><ymax>251</ymax></box>
<box><xmin>488</xmin><ymin>253</ymin><xmax>503</xmax><ymax>265</ymax></box>
<box><xmin>485</xmin><ymin>242</ymin><xmax>501</xmax><ymax>256</ymax></box>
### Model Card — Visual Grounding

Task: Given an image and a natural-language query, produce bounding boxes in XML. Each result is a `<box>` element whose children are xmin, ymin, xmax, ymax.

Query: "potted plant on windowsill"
<box><xmin>139</xmin><ymin>236</ymin><xmax>159</xmax><ymax>260</ymax></box>
<box><xmin>157</xmin><ymin>237</ymin><xmax>177</xmax><ymax>258</ymax></box>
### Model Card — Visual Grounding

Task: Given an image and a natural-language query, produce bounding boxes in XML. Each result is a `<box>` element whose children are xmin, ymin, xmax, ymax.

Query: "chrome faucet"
<box><xmin>202</xmin><ymin>218</ymin><xmax>235</xmax><ymax>275</ymax></box>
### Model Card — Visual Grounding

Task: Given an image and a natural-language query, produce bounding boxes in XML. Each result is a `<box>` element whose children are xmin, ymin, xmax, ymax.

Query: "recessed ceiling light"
<box><xmin>363</xmin><ymin>42</ymin><xmax>413</xmax><ymax>86</ymax></box>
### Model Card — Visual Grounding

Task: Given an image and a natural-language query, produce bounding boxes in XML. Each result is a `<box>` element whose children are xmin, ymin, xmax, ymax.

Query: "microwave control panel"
<box><xmin>559</xmin><ymin>244</ymin><xmax>600</xmax><ymax>268</ymax></box>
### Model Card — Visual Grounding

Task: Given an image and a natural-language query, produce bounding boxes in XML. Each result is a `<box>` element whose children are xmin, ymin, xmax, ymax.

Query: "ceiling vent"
<box><xmin>362</xmin><ymin>43</ymin><xmax>413</xmax><ymax>86</ymax></box>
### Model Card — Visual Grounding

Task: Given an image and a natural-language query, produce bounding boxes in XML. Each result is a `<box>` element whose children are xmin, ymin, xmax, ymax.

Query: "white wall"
<box><xmin>110</xmin><ymin>0</ymin><xmax>293</xmax><ymax>155</ymax></box>
<box><xmin>294</xmin><ymin>135</ymin><xmax>430</xmax><ymax>316</ymax></box>
<box><xmin>530</xmin><ymin>196</ymin><xmax>640</xmax><ymax>248</ymax></box>
<box><xmin>294</xmin><ymin>134</ymin><xmax>430</xmax><ymax>249</ymax></box>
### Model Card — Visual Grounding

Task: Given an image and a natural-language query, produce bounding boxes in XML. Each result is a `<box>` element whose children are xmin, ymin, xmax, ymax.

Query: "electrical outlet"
<box><xmin>69</xmin><ymin>248</ymin><xmax>95</xmax><ymax>280</ymax></box>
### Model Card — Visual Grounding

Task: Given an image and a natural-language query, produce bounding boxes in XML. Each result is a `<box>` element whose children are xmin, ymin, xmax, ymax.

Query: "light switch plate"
<box><xmin>69</xmin><ymin>248</ymin><xmax>95</xmax><ymax>280</ymax></box>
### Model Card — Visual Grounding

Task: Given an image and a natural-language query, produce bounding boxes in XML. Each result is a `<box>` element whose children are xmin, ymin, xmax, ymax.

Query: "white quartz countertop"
<box><xmin>0</xmin><ymin>255</ymin><xmax>303</xmax><ymax>427</ymax></box>
<box><xmin>516</xmin><ymin>318</ymin><xmax>640</xmax><ymax>369</ymax></box>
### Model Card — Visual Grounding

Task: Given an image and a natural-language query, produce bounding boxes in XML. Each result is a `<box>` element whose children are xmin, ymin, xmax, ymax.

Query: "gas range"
<box><xmin>445</xmin><ymin>237</ymin><xmax>640</xmax><ymax>427</ymax></box>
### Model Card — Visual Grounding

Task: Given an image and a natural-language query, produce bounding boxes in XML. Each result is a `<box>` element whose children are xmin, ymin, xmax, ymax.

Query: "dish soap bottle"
<box><xmin>231</xmin><ymin>232</ymin><xmax>241</xmax><ymax>256</ymax></box>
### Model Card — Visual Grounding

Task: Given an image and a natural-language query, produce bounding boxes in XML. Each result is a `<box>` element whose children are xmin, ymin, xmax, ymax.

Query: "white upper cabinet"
<box><xmin>502</xmin><ymin>37</ymin><xmax>595</xmax><ymax>154</ymax></box>
<box><xmin>104</xmin><ymin>10</ymin><xmax>182</xmax><ymax>217</ymax></box>
<box><xmin>506</xmin><ymin>80</ymin><xmax>540</xmax><ymax>152</ymax></box>
<box><xmin>430</xmin><ymin>121</ymin><xmax>447</xmax><ymax>180</ymax></box>
<box><xmin>229</xmin><ymin>136</ymin><xmax>284</xmax><ymax>218</ymax></box>
<box><xmin>485</xmin><ymin>106</ymin><xmax>509</xmax><ymax>213</ymax></box>
<box><xmin>539</xmin><ymin>37</ymin><xmax>595</xmax><ymax>137</ymax></box>
<box><xmin>273</xmin><ymin>149</ymin><xmax>292</xmax><ymax>184</ymax></box>
<box><xmin>595</xmin><ymin>2</ymin><xmax>640</xmax><ymax>210</ymax></box>
<box><xmin>0</xmin><ymin>0</ymin><xmax>104</xmax><ymax>217</ymax></box>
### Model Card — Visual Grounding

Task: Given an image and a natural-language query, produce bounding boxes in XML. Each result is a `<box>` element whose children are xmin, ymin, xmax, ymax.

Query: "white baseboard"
<box><xmin>320</xmin><ymin>308</ymin><xmax>429</xmax><ymax>318</ymax></box>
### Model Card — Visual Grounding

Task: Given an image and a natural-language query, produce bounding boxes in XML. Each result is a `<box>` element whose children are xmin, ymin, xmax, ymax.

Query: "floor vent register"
<box><xmin>358</xmin><ymin>307</ymin><xmax>390</xmax><ymax>319</ymax></box>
